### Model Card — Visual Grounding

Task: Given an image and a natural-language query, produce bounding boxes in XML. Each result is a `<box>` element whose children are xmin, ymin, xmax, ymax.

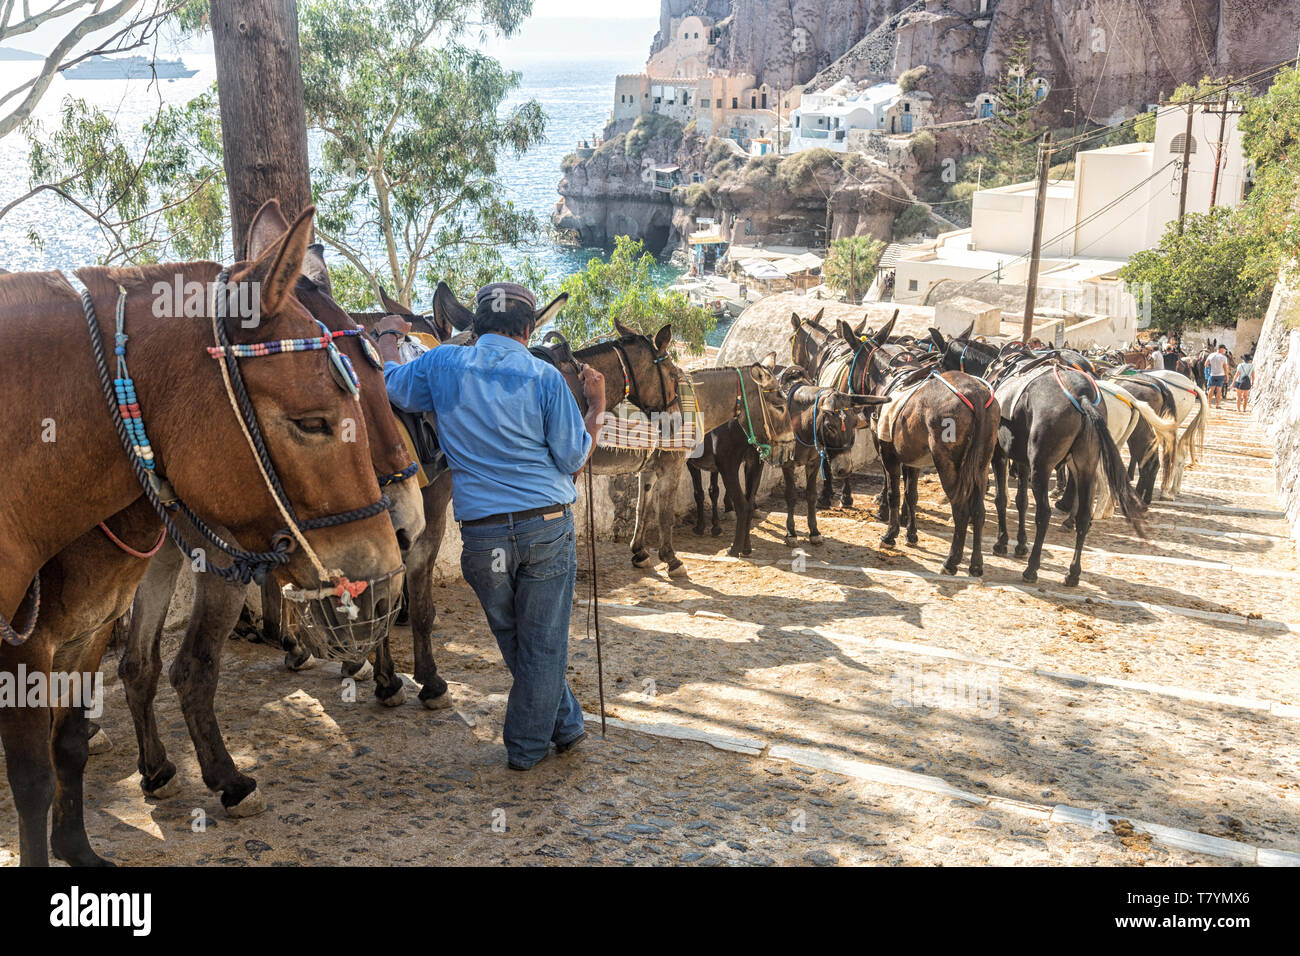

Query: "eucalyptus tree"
<box><xmin>299</xmin><ymin>0</ymin><xmax>545</xmax><ymax>308</ymax></box>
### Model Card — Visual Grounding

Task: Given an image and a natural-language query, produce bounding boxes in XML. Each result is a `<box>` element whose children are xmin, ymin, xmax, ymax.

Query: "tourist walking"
<box><xmin>1204</xmin><ymin>344</ymin><xmax>1230</xmax><ymax>408</ymax></box>
<box><xmin>1232</xmin><ymin>353</ymin><xmax>1255</xmax><ymax>413</ymax></box>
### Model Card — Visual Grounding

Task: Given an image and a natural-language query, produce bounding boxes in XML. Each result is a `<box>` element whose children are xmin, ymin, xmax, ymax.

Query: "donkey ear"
<box><xmin>836</xmin><ymin>319</ymin><xmax>857</xmax><ymax>345</ymax></box>
<box><xmin>851</xmin><ymin>394</ymin><xmax>890</xmax><ymax>406</ymax></box>
<box><xmin>433</xmin><ymin>281</ymin><xmax>475</xmax><ymax>332</ymax></box>
<box><xmin>654</xmin><ymin>323</ymin><xmax>673</xmax><ymax>351</ymax></box>
<box><xmin>246</xmin><ymin>199</ymin><xmax>292</xmax><ymax>261</ymax></box>
<box><xmin>302</xmin><ymin>242</ymin><xmax>332</xmax><ymax>296</ymax></box>
<box><xmin>790</xmin><ymin>312</ymin><xmax>802</xmax><ymax>331</ymax></box>
<box><xmin>852</xmin><ymin>315</ymin><xmax>869</xmax><ymax>336</ymax></box>
<box><xmin>379</xmin><ymin>286</ymin><xmax>412</xmax><ymax>316</ymax></box>
<box><xmin>534</xmin><ymin>293</ymin><xmax>568</xmax><ymax>329</ymax></box>
<box><xmin>238</xmin><ymin>205</ymin><xmax>315</xmax><ymax>319</ymax></box>
<box><xmin>874</xmin><ymin>309</ymin><xmax>899</xmax><ymax>343</ymax></box>
<box><xmin>614</xmin><ymin>318</ymin><xmax>638</xmax><ymax>339</ymax></box>
<box><xmin>811</xmin><ymin>307</ymin><xmax>825</xmax><ymax>326</ymax></box>
<box><xmin>959</xmin><ymin>320</ymin><xmax>975</xmax><ymax>341</ymax></box>
<box><xmin>928</xmin><ymin>327</ymin><xmax>946</xmax><ymax>349</ymax></box>
<box><xmin>759</xmin><ymin>350</ymin><xmax>777</xmax><ymax>369</ymax></box>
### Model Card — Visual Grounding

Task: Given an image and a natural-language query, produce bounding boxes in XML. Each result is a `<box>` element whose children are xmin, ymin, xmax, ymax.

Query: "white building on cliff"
<box><xmin>891</xmin><ymin>101</ymin><xmax>1251</xmax><ymax>311</ymax></box>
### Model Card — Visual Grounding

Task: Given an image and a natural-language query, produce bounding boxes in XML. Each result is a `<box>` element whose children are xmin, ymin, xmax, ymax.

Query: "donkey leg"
<box><xmin>630</xmin><ymin>464</ymin><xmax>656</xmax><ymax>568</ymax></box>
<box><xmin>1064</xmin><ymin>467</ymin><xmax>1095</xmax><ymax>587</ymax></box>
<box><xmin>840</xmin><ymin>472</ymin><xmax>854</xmax><ymax>508</ymax></box>
<box><xmin>0</xmin><ymin>650</ymin><xmax>54</xmax><ymax>866</ymax></box>
<box><xmin>271</xmin><ymin>577</ymin><xmax>315</xmax><ymax>672</ymax></box>
<box><xmin>1014</xmin><ymin>468</ymin><xmax>1030</xmax><ymax>558</ymax></box>
<box><xmin>169</xmin><ymin>576</ymin><xmax>263</xmax><ymax>816</ymax></box>
<box><xmin>689</xmin><ymin>464</ymin><xmax>706</xmax><ymax>536</ymax></box>
<box><xmin>50</xmin><ymin>684</ymin><xmax>112</xmax><ymax>867</ymax></box>
<box><xmin>904</xmin><ymin>467</ymin><xmax>921</xmax><ymax>545</ymax></box>
<box><xmin>742</xmin><ymin>459</ymin><xmax>764</xmax><ymax>554</ymax></box>
<box><xmin>120</xmin><ymin>543</ymin><xmax>184</xmax><ymax>798</ymax></box>
<box><xmin>372</xmin><ymin>634</ymin><xmax>408</xmax><ymax>706</ymax></box>
<box><xmin>1023</xmin><ymin>464</ymin><xmax>1053</xmax><ymax>584</ymax></box>
<box><xmin>806</xmin><ymin>462</ymin><xmax>824</xmax><ymax>544</ymax></box>
<box><xmin>782</xmin><ymin>462</ymin><xmax>798</xmax><ymax>543</ymax></box>
<box><xmin>934</xmin><ymin>460</ymin><xmax>965</xmax><ymax>574</ymax></box>
<box><xmin>968</xmin><ymin>468</ymin><xmax>989</xmax><ymax>577</ymax></box>
<box><xmin>405</xmin><ymin>511</ymin><xmax>451</xmax><ymax>708</ymax></box>
<box><xmin>654</xmin><ymin>458</ymin><xmax>688</xmax><ymax>577</ymax></box>
<box><xmin>709</xmin><ymin>471</ymin><xmax>723</xmax><ymax>536</ymax></box>
<box><xmin>992</xmin><ymin>448</ymin><xmax>1010</xmax><ymax>556</ymax></box>
<box><xmin>880</xmin><ymin>453</ymin><xmax>903</xmax><ymax>546</ymax></box>
<box><xmin>721</xmin><ymin>465</ymin><xmax>751</xmax><ymax>557</ymax></box>
<box><xmin>817</xmin><ymin>455</ymin><xmax>833</xmax><ymax>510</ymax></box>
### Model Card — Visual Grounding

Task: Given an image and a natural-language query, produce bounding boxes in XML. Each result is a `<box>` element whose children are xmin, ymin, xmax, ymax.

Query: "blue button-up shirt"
<box><xmin>383</xmin><ymin>334</ymin><xmax>592</xmax><ymax>522</ymax></box>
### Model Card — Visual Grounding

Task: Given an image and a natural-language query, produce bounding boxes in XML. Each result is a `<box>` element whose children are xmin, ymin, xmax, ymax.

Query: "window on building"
<box><xmin>750</xmin><ymin>96</ymin><xmax>757</xmax><ymax>108</ymax></box>
<box><xmin>979</xmin><ymin>100</ymin><xmax>994</xmax><ymax>118</ymax></box>
<box><xmin>1170</xmin><ymin>133</ymin><xmax>1198</xmax><ymax>154</ymax></box>
<box><xmin>702</xmin><ymin>98</ymin><xmax>710</xmax><ymax>107</ymax></box>
<box><xmin>694</xmin><ymin>32</ymin><xmax>700</xmax><ymax>39</ymax></box>
<box><xmin>732</xmin><ymin>97</ymin><xmax>738</xmax><ymax>109</ymax></box>
<box><xmin>908</xmin><ymin>279</ymin><xmax>919</xmax><ymax>291</ymax></box>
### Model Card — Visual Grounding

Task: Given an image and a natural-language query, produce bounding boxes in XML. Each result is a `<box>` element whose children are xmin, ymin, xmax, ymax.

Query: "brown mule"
<box><xmin>835</xmin><ymin>316</ymin><xmax>1000</xmax><ymax>577</ymax></box>
<box><xmin>0</xmin><ymin>202</ymin><xmax>402</xmax><ymax>865</ymax></box>
<box><xmin>113</xmin><ymin>201</ymin><xmax>429</xmax><ymax>826</ymax></box>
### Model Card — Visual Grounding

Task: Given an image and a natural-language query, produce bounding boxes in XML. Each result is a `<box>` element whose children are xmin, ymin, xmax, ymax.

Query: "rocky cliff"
<box><xmin>669</xmin><ymin>0</ymin><xmax>1300</xmax><ymax>122</ymax></box>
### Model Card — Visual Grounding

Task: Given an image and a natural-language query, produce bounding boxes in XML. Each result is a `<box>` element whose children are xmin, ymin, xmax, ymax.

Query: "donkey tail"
<box><xmin>953</xmin><ymin>389</ymin><xmax>997</xmax><ymax>511</ymax></box>
<box><xmin>1082</xmin><ymin>398</ymin><xmax>1147</xmax><ymax>538</ymax></box>
<box><xmin>1128</xmin><ymin>393</ymin><xmax>1179</xmax><ymax>474</ymax></box>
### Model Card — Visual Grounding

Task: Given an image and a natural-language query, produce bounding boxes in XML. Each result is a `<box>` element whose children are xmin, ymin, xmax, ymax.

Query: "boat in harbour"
<box><xmin>60</xmin><ymin>55</ymin><xmax>198</xmax><ymax>81</ymax></box>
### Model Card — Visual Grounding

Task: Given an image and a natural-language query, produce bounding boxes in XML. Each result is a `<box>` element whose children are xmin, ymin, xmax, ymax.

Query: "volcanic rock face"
<box><xmin>553</xmin><ymin>136</ymin><xmax>682</xmax><ymax>254</ymax></box>
<box><xmin>675</xmin><ymin>0</ymin><xmax>1299</xmax><ymax>122</ymax></box>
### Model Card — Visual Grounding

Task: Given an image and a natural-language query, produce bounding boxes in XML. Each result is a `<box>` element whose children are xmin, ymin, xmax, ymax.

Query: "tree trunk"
<box><xmin>211</xmin><ymin>0</ymin><xmax>312</xmax><ymax>260</ymax></box>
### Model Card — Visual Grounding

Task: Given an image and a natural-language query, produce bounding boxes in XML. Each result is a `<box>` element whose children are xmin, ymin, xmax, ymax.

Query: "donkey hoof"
<box><xmin>880</xmin><ymin>535</ymin><xmax>897</xmax><ymax>547</ymax></box>
<box><xmin>710</xmin><ymin>526</ymin><xmax>722</xmax><ymax>537</ymax></box>
<box><xmin>377</xmin><ymin>683</ymin><xmax>408</xmax><ymax>707</ymax></box>
<box><xmin>784</xmin><ymin>534</ymin><xmax>798</xmax><ymax>546</ymax></box>
<box><xmin>992</xmin><ymin>542</ymin><xmax>1008</xmax><ymax>556</ymax></box>
<box><xmin>225</xmin><ymin>786</ymin><xmax>266</xmax><ymax>819</ymax></box>
<box><xmin>344</xmin><ymin>659</ymin><xmax>374</xmax><ymax>682</ymax></box>
<box><xmin>1022</xmin><ymin>569</ymin><xmax>1038</xmax><ymax>584</ymax></box>
<box><xmin>632</xmin><ymin>553</ymin><xmax>654</xmax><ymax>569</ymax></box>
<box><xmin>667</xmin><ymin>560</ymin><xmax>689</xmax><ymax>579</ymax></box>
<box><xmin>940</xmin><ymin>562</ymin><xmax>958</xmax><ymax>575</ymax></box>
<box><xmin>906</xmin><ymin>534</ymin><xmax>919</xmax><ymax>546</ymax></box>
<box><xmin>1063</xmin><ymin>573</ymin><xmax>1080</xmax><ymax>588</ymax></box>
<box><xmin>969</xmin><ymin>564</ymin><xmax>984</xmax><ymax>578</ymax></box>
<box><xmin>422</xmin><ymin>690</ymin><xmax>455</xmax><ymax>711</ymax></box>
<box><xmin>692</xmin><ymin>525</ymin><xmax>705</xmax><ymax>536</ymax></box>
<box><xmin>285</xmin><ymin>650</ymin><xmax>318</xmax><ymax>672</ymax></box>
<box><xmin>809</xmin><ymin>534</ymin><xmax>824</xmax><ymax>546</ymax></box>
<box><xmin>1014</xmin><ymin>545</ymin><xmax>1029</xmax><ymax>558</ymax></box>
<box><xmin>143</xmin><ymin>771</ymin><xmax>182</xmax><ymax>800</ymax></box>
<box><xmin>87</xmin><ymin>727</ymin><xmax>113</xmax><ymax>755</ymax></box>
<box><xmin>1062</xmin><ymin>517</ymin><xmax>1076</xmax><ymax>531</ymax></box>
<box><xmin>841</xmin><ymin>496</ymin><xmax>854</xmax><ymax>508</ymax></box>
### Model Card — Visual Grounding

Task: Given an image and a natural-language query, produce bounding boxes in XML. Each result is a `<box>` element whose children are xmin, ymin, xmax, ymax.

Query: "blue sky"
<box><xmin>532</xmin><ymin>0</ymin><xmax>660</xmax><ymax>15</ymax></box>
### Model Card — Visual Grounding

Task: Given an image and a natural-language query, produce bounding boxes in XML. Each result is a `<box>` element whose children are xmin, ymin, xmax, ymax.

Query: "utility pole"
<box><xmin>211</xmin><ymin>0</ymin><xmax>313</xmax><ymax>259</ymax></box>
<box><xmin>776</xmin><ymin>86</ymin><xmax>783</xmax><ymax>156</ymax></box>
<box><xmin>1176</xmin><ymin>101</ymin><xmax>1194</xmax><ymax>235</ymax></box>
<box><xmin>849</xmin><ymin>241</ymin><xmax>857</xmax><ymax>305</ymax></box>
<box><xmin>1206</xmin><ymin>88</ymin><xmax>1244</xmax><ymax>209</ymax></box>
<box><xmin>1022</xmin><ymin>131</ymin><xmax>1052</xmax><ymax>343</ymax></box>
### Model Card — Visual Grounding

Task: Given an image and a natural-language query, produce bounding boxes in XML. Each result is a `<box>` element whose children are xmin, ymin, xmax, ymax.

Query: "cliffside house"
<box><xmin>890</xmin><ymin>101</ymin><xmax>1250</xmax><ymax>323</ymax></box>
<box><xmin>614</xmin><ymin>69</ymin><xmax>803</xmax><ymax>151</ymax></box>
<box><xmin>787</xmin><ymin>79</ymin><xmax>904</xmax><ymax>153</ymax></box>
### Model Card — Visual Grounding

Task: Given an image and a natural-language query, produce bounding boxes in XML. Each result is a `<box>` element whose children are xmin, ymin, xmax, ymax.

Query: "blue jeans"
<box><xmin>459</xmin><ymin>510</ymin><xmax>584</xmax><ymax>767</ymax></box>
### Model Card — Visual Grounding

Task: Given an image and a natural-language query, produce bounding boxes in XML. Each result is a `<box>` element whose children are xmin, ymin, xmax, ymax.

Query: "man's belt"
<box><xmin>461</xmin><ymin>504</ymin><xmax>569</xmax><ymax>528</ymax></box>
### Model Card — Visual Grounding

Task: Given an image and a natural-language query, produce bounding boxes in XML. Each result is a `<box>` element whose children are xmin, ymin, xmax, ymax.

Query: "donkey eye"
<box><xmin>292</xmin><ymin>417</ymin><xmax>332</xmax><ymax>436</ymax></box>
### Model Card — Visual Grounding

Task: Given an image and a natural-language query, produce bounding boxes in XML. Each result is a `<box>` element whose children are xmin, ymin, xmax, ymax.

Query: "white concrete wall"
<box><xmin>1074</xmin><ymin>147</ymin><xmax>1156</xmax><ymax>259</ymax></box>
<box><xmin>1252</xmin><ymin>268</ymin><xmax>1300</xmax><ymax>555</ymax></box>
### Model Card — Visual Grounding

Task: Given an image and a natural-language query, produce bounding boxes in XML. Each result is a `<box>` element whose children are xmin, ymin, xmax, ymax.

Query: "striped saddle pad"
<box><xmin>596</xmin><ymin>379</ymin><xmax>705</xmax><ymax>453</ymax></box>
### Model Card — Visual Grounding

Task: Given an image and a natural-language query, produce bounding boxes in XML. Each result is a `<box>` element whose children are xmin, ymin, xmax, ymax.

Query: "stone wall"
<box><xmin>1253</xmin><ymin>268</ymin><xmax>1300</xmax><ymax>554</ymax></box>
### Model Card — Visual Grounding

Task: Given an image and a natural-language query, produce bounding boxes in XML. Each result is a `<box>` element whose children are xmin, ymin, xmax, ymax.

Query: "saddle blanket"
<box><xmin>874</xmin><ymin>380</ymin><xmax>924</xmax><ymax>445</ymax></box>
<box><xmin>994</xmin><ymin>364</ymin><xmax>1055</xmax><ymax>420</ymax></box>
<box><xmin>596</xmin><ymin>380</ymin><xmax>704</xmax><ymax>453</ymax></box>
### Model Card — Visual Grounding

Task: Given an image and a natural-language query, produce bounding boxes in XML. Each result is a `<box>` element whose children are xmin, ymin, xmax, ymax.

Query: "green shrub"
<box><xmin>898</xmin><ymin>65</ymin><xmax>929</xmax><ymax>94</ymax></box>
<box><xmin>625</xmin><ymin>114</ymin><xmax>684</xmax><ymax>159</ymax></box>
<box><xmin>777</xmin><ymin>147</ymin><xmax>838</xmax><ymax>189</ymax></box>
<box><xmin>910</xmin><ymin>129</ymin><xmax>937</xmax><ymax>167</ymax></box>
<box><xmin>893</xmin><ymin>202</ymin><xmax>933</xmax><ymax>238</ymax></box>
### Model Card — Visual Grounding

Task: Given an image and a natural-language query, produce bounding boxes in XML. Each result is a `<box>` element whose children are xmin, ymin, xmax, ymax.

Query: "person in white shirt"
<box><xmin>1147</xmin><ymin>346</ymin><xmax>1164</xmax><ymax>370</ymax></box>
<box><xmin>1204</xmin><ymin>345</ymin><xmax>1230</xmax><ymax>408</ymax></box>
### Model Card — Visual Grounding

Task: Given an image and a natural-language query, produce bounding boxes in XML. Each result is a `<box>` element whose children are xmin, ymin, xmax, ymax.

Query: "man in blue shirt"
<box><xmin>377</xmin><ymin>284</ymin><xmax>605</xmax><ymax>770</ymax></box>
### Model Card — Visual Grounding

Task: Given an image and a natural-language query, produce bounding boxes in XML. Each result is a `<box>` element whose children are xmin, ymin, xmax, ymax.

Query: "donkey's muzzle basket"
<box><xmin>280</xmin><ymin>565</ymin><xmax>404</xmax><ymax>662</ymax></box>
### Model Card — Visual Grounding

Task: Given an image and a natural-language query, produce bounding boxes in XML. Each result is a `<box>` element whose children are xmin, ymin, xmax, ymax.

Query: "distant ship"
<box><xmin>60</xmin><ymin>55</ymin><xmax>198</xmax><ymax>81</ymax></box>
<box><xmin>0</xmin><ymin>47</ymin><xmax>42</xmax><ymax>61</ymax></box>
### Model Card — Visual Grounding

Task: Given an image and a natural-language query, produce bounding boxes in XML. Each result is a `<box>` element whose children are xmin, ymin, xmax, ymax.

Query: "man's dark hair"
<box><xmin>475</xmin><ymin>299</ymin><xmax>535</xmax><ymax>339</ymax></box>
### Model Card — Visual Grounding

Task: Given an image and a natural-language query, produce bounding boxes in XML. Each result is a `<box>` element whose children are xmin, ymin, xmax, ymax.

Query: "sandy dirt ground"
<box><xmin>2</xmin><ymin>408</ymin><xmax>1296</xmax><ymax>866</ymax></box>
